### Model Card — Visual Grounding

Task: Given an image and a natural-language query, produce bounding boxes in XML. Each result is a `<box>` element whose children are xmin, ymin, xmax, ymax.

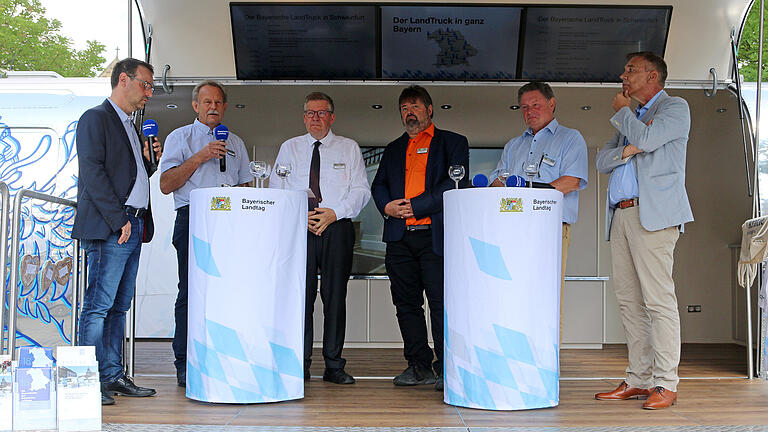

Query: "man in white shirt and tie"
<box><xmin>270</xmin><ymin>92</ymin><xmax>371</xmax><ymax>384</ymax></box>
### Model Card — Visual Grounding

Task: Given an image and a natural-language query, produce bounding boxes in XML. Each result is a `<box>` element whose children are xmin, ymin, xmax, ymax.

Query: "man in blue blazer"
<box><xmin>372</xmin><ymin>85</ymin><xmax>469</xmax><ymax>392</ymax></box>
<box><xmin>73</xmin><ymin>58</ymin><xmax>161</xmax><ymax>406</ymax></box>
<box><xmin>595</xmin><ymin>52</ymin><xmax>694</xmax><ymax>410</ymax></box>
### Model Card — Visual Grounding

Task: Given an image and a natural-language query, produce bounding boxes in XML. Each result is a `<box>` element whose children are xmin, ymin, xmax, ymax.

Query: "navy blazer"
<box><xmin>371</xmin><ymin>127</ymin><xmax>469</xmax><ymax>256</ymax></box>
<box><xmin>72</xmin><ymin>99</ymin><xmax>155</xmax><ymax>242</ymax></box>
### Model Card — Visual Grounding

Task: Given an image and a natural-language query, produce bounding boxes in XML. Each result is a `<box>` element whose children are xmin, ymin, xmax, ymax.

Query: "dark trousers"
<box><xmin>171</xmin><ymin>206</ymin><xmax>190</xmax><ymax>373</ymax></box>
<box><xmin>385</xmin><ymin>229</ymin><xmax>444</xmax><ymax>374</ymax></box>
<box><xmin>305</xmin><ymin>218</ymin><xmax>354</xmax><ymax>370</ymax></box>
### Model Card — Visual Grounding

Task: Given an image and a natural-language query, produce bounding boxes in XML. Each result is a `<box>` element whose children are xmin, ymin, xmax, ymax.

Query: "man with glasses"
<box><xmin>371</xmin><ymin>85</ymin><xmax>469</xmax><ymax>391</ymax></box>
<box><xmin>270</xmin><ymin>92</ymin><xmax>370</xmax><ymax>384</ymax></box>
<box><xmin>595</xmin><ymin>52</ymin><xmax>693</xmax><ymax>409</ymax></box>
<box><xmin>73</xmin><ymin>58</ymin><xmax>161</xmax><ymax>405</ymax></box>
<box><xmin>490</xmin><ymin>81</ymin><xmax>588</xmax><ymax>340</ymax></box>
<box><xmin>159</xmin><ymin>80</ymin><xmax>252</xmax><ymax>387</ymax></box>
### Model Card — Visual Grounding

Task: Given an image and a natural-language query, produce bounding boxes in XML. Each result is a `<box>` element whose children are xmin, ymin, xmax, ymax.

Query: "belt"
<box><xmin>125</xmin><ymin>206</ymin><xmax>147</xmax><ymax>218</ymax></box>
<box><xmin>617</xmin><ymin>198</ymin><xmax>638</xmax><ymax>209</ymax></box>
<box><xmin>405</xmin><ymin>224</ymin><xmax>431</xmax><ymax>231</ymax></box>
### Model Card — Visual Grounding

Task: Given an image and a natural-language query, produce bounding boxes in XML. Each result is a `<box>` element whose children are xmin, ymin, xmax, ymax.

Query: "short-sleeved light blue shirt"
<box><xmin>491</xmin><ymin>119</ymin><xmax>588</xmax><ymax>224</ymax></box>
<box><xmin>160</xmin><ymin>119</ymin><xmax>252</xmax><ymax>209</ymax></box>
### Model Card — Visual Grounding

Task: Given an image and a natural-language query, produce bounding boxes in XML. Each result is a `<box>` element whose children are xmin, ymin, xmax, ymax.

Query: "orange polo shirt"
<box><xmin>404</xmin><ymin>124</ymin><xmax>434</xmax><ymax>226</ymax></box>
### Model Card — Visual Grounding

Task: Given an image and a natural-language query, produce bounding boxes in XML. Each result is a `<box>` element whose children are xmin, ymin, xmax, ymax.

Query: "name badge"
<box><xmin>542</xmin><ymin>155</ymin><xmax>556</xmax><ymax>167</ymax></box>
<box><xmin>417</xmin><ymin>148</ymin><xmax>428</xmax><ymax>154</ymax></box>
<box><xmin>333</xmin><ymin>163</ymin><xmax>346</xmax><ymax>169</ymax></box>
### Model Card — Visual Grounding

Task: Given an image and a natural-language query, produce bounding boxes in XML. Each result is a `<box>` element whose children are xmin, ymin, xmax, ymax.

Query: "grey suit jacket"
<box><xmin>596</xmin><ymin>90</ymin><xmax>694</xmax><ymax>241</ymax></box>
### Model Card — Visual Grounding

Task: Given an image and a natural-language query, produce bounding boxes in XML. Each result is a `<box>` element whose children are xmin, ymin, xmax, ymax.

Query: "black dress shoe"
<box><xmin>434</xmin><ymin>374</ymin><xmax>444</xmax><ymax>391</ymax></box>
<box><xmin>393</xmin><ymin>364</ymin><xmax>436</xmax><ymax>386</ymax></box>
<box><xmin>103</xmin><ymin>375</ymin><xmax>156</xmax><ymax>397</ymax></box>
<box><xmin>176</xmin><ymin>368</ymin><xmax>186</xmax><ymax>388</ymax></box>
<box><xmin>323</xmin><ymin>368</ymin><xmax>355</xmax><ymax>384</ymax></box>
<box><xmin>101</xmin><ymin>392</ymin><xmax>115</xmax><ymax>405</ymax></box>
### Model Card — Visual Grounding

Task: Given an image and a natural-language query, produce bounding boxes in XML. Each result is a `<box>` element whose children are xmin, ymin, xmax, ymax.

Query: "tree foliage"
<box><xmin>739</xmin><ymin>1</ymin><xmax>768</xmax><ymax>82</ymax></box>
<box><xmin>0</xmin><ymin>0</ymin><xmax>106</xmax><ymax>77</ymax></box>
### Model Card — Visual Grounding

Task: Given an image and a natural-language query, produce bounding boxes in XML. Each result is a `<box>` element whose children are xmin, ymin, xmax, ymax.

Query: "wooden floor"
<box><xmin>103</xmin><ymin>342</ymin><xmax>768</xmax><ymax>428</ymax></box>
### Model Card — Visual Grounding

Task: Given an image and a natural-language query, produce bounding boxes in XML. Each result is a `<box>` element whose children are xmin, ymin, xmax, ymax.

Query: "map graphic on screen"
<box><xmin>381</xmin><ymin>6</ymin><xmax>522</xmax><ymax>80</ymax></box>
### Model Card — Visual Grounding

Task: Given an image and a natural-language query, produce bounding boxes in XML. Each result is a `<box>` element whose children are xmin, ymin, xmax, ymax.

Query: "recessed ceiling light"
<box><xmin>166</xmin><ymin>103</ymin><xmax>178</xmax><ymax>109</ymax></box>
<box><xmin>716</xmin><ymin>107</ymin><xmax>727</xmax><ymax>113</ymax></box>
<box><xmin>510</xmin><ymin>105</ymin><xmax>520</xmax><ymax>110</ymax></box>
<box><xmin>371</xmin><ymin>104</ymin><xmax>383</xmax><ymax>110</ymax></box>
<box><xmin>440</xmin><ymin>104</ymin><xmax>452</xmax><ymax>110</ymax></box>
<box><xmin>581</xmin><ymin>105</ymin><xmax>592</xmax><ymax>111</ymax></box>
<box><xmin>235</xmin><ymin>104</ymin><xmax>246</xmax><ymax>109</ymax></box>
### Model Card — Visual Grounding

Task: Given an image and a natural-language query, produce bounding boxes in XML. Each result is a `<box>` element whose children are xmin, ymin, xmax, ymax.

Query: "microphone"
<box><xmin>141</xmin><ymin>119</ymin><xmax>159</xmax><ymax>166</ymax></box>
<box><xmin>471</xmin><ymin>174</ymin><xmax>489</xmax><ymax>187</ymax></box>
<box><xmin>213</xmin><ymin>124</ymin><xmax>229</xmax><ymax>172</ymax></box>
<box><xmin>506</xmin><ymin>175</ymin><xmax>527</xmax><ymax>187</ymax></box>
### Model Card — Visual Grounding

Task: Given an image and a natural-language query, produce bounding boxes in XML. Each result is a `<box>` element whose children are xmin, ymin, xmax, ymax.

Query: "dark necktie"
<box><xmin>309</xmin><ymin>140</ymin><xmax>322</xmax><ymax>210</ymax></box>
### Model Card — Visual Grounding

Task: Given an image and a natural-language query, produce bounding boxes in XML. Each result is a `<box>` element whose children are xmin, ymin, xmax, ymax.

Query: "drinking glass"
<box><xmin>448</xmin><ymin>165</ymin><xmax>465</xmax><ymax>189</ymax></box>
<box><xmin>275</xmin><ymin>163</ymin><xmax>292</xmax><ymax>189</ymax></box>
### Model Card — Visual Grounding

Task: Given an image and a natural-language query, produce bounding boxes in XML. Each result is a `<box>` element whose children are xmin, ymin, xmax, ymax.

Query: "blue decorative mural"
<box><xmin>1</xmin><ymin>103</ymin><xmax>86</xmax><ymax>349</ymax></box>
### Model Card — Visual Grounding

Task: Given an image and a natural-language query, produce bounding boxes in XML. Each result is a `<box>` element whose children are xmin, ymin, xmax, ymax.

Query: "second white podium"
<box><xmin>443</xmin><ymin>187</ymin><xmax>563</xmax><ymax>410</ymax></box>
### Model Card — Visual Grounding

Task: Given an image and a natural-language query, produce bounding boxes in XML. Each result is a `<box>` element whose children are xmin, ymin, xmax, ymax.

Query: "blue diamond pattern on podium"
<box><xmin>269</xmin><ymin>342</ymin><xmax>303</xmax><ymax>379</ymax></box>
<box><xmin>251</xmin><ymin>365</ymin><xmax>288</xmax><ymax>400</ymax></box>
<box><xmin>206</xmin><ymin>320</ymin><xmax>248</xmax><ymax>362</ymax></box>
<box><xmin>475</xmin><ymin>346</ymin><xmax>517</xmax><ymax>389</ymax></box>
<box><xmin>459</xmin><ymin>366</ymin><xmax>496</xmax><ymax>410</ymax></box>
<box><xmin>192</xmin><ymin>235</ymin><xmax>221</xmax><ymax>277</ymax></box>
<box><xmin>469</xmin><ymin>237</ymin><xmax>512</xmax><ymax>280</ymax></box>
<box><xmin>493</xmin><ymin>324</ymin><xmax>536</xmax><ymax>365</ymax></box>
<box><xmin>193</xmin><ymin>339</ymin><xmax>227</xmax><ymax>383</ymax></box>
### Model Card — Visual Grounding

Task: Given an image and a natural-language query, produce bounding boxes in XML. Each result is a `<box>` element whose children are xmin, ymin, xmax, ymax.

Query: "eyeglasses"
<box><xmin>304</xmin><ymin>110</ymin><xmax>333</xmax><ymax>118</ymax></box>
<box><xmin>129</xmin><ymin>75</ymin><xmax>154</xmax><ymax>93</ymax></box>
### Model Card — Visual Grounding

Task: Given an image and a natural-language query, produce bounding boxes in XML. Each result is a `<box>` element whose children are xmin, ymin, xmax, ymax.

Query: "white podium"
<box><xmin>186</xmin><ymin>187</ymin><xmax>307</xmax><ymax>403</ymax></box>
<box><xmin>443</xmin><ymin>187</ymin><xmax>562</xmax><ymax>410</ymax></box>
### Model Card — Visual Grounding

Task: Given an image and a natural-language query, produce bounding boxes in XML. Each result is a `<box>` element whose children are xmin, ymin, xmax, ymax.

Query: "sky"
<box><xmin>39</xmin><ymin>0</ymin><xmax>144</xmax><ymax>71</ymax></box>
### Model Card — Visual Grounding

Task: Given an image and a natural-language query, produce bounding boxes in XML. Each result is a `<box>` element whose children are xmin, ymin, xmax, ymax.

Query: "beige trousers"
<box><xmin>610</xmin><ymin>206</ymin><xmax>680</xmax><ymax>392</ymax></box>
<box><xmin>560</xmin><ymin>223</ymin><xmax>571</xmax><ymax>341</ymax></box>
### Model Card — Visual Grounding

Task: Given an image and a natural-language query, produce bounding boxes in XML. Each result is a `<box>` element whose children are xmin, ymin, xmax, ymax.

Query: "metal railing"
<box><xmin>7</xmin><ymin>189</ymin><xmax>78</xmax><ymax>360</ymax></box>
<box><xmin>0</xmin><ymin>182</ymin><xmax>9</xmax><ymax>354</ymax></box>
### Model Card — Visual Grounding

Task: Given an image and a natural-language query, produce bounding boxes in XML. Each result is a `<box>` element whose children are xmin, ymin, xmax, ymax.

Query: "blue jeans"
<box><xmin>79</xmin><ymin>215</ymin><xmax>143</xmax><ymax>384</ymax></box>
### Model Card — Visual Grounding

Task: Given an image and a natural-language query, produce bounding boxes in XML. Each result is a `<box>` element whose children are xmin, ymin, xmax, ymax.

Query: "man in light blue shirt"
<box><xmin>491</xmin><ymin>82</ymin><xmax>588</xmax><ymax>329</ymax></box>
<box><xmin>159</xmin><ymin>80</ymin><xmax>251</xmax><ymax>388</ymax></box>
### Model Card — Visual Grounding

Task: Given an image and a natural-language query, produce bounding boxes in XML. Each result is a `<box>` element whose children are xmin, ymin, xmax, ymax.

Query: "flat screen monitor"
<box><xmin>521</xmin><ymin>6</ymin><xmax>671</xmax><ymax>81</ymax></box>
<box><xmin>231</xmin><ymin>4</ymin><xmax>377</xmax><ymax>79</ymax></box>
<box><xmin>380</xmin><ymin>5</ymin><xmax>522</xmax><ymax>80</ymax></box>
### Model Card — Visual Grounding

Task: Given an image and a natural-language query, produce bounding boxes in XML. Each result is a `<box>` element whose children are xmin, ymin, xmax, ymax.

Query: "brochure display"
<box><xmin>13</xmin><ymin>347</ymin><xmax>56</xmax><ymax>431</ymax></box>
<box><xmin>187</xmin><ymin>187</ymin><xmax>307</xmax><ymax>403</ymax></box>
<box><xmin>0</xmin><ymin>355</ymin><xmax>10</xmax><ymax>432</ymax></box>
<box><xmin>443</xmin><ymin>187</ymin><xmax>563</xmax><ymax>410</ymax></box>
<box><xmin>56</xmin><ymin>346</ymin><xmax>100</xmax><ymax>431</ymax></box>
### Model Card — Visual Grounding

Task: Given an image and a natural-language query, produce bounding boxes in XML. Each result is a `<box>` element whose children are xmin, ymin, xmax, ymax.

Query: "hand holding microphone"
<box><xmin>213</xmin><ymin>124</ymin><xmax>229</xmax><ymax>172</ymax></box>
<box><xmin>141</xmin><ymin>119</ymin><xmax>160</xmax><ymax>166</ymax></box>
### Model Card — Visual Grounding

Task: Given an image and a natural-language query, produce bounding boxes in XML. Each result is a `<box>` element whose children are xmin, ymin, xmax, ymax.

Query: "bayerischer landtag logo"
<box><xmin>210</xmin><ymin>196</ymin><xmax>231</xmax><ymax>211</ymax></box>
<box><xmin>500</xmin><ymin>197</ymin><xmax>523</xmax><ymax>213</ymax></box>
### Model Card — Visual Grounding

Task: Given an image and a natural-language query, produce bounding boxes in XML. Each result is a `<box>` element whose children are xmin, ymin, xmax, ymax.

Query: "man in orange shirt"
<box><xmin>371</xmin><ymin>85</ymin><xmax>469</xmax><ymax>392</ymax></box>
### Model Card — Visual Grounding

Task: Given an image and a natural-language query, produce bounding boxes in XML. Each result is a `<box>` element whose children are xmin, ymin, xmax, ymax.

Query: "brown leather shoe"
<box><xmin>642</xmin><ymin>386</ymin><xmax>677</xmax><ymax>409</ymax></box>
<box><xmin>595</xmin><ymin>381</ymin><xmax>651</xmax><ymax>400</ymax></box>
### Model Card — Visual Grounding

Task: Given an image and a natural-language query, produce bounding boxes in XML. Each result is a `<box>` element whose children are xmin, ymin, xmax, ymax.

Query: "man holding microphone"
<box><xmin>159</xmin><ymin>80</ymin><xmax>251</xmax><ymax>387</ymax></box>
